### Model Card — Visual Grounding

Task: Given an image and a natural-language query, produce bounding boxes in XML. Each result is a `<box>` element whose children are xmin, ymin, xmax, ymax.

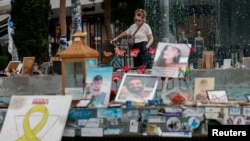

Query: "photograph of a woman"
<box><xmin>152</xmin><ymin>42</ymin><xmax>191</xmax><ymax>78</ymax></box>
<box><xmin>154</xmin><ymin>45</ymin><xmax>181</xmax><ymax>67</ymax></box>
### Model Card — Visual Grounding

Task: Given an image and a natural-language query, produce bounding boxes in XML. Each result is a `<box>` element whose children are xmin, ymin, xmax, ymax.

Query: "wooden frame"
<box><xmin>207</xmin><ymin>90</ymin><xmax>228</xmax><ymax>102</ymax></box>
<box><xmin>115</xmin><ymin>73</ymin><xmax>158</xmax><ymax>103</ymax></box>
<box><xmin>242</xmin><ymin>57</ymin><xmax>250</xmax><ymax>69</ymax></box>
<box><xmin>21</xmin><ymin>57</ymin><xmax>35</xmax><ymax>75</ymax></box>
<box><xmin>194</xmin><ymin>77</ymin><xmax>215</xmax><ymax>101</ymax></box>
<box><xmin>6</xmin><ymin>61</ymin><xmax>21</xmax><ymax>72</ymax></box>
<box><xmin>202</xmin><ymin>51</ymin><xmax>214</xmax><ymax>69</ymax></box>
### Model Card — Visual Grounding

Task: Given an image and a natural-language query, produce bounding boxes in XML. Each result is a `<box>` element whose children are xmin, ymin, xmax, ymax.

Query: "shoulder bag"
<box><xmin>128</xmin><ymin>25</ymin><xmax>142</xmax><ymax>47</ymax></box>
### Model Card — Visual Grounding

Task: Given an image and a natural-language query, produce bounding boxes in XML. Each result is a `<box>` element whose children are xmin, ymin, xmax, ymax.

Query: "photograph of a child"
<box><xmin>115</xmin><ymin>74</ymin><xmax>158</xmax><ymax>103</ymax></box>
<box><xmin>152</xmin><ymin>42</ymin><xmax>191</xmax><ymax>78</ymax></box>
<box><xmin>84</xmin><ymin>67</ymin><xmax>113</xmax><ymax>107</ymax></box>
<box><xmin>194</xmin><ymin>77</ymin><xmax>215</xmax><ymax>101</ymax></box>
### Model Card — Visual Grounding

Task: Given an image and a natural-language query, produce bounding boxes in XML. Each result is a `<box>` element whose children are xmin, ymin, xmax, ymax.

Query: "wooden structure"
<box><xmin>60</xmin><ymin>31</ymin><xmax>99</xmax><ymax>97</ymax></box>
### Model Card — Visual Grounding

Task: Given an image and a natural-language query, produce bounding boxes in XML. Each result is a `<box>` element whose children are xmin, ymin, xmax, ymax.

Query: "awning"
<box><xmin>0</xmin><ymin>14</ymin><xmax>10</xmax><ymax>38</ymax></box>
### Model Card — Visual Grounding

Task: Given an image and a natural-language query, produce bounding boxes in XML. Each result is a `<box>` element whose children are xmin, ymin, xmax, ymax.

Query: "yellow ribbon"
<box><xmin>16</xmin><ymin>105</ymin><xmax>49</xmax><ymax>141</ymax></box>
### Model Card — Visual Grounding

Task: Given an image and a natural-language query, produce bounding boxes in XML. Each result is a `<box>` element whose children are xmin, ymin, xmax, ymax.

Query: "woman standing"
<box><xmin>112</xmin><ymin>9</ymin><xmax>154</xmax><ymax>68</ymax></box>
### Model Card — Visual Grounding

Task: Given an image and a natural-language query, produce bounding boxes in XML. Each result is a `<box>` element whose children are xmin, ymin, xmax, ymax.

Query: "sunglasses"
<box><xmin>134</xmin><ymin>19</ymin><xmax>141</xmax><ymax>22</ymax></box>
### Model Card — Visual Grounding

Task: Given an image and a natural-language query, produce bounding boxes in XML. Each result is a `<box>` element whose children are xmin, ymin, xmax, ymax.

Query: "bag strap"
<box><xmin>132</xmin><ymin>24</ymin><xmax>142</xmax><ymax>36</ymax></box>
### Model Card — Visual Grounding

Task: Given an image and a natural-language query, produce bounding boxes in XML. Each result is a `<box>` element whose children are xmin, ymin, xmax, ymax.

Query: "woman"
<box><xmin>112</xmin><ymin>9</ymin><xmax>154</xmax><ymax>68</ymax></box>
<box><xmin>155</xmin><ymin>45</ymin><xmax>181</xmax><ymax>67</ymax></box>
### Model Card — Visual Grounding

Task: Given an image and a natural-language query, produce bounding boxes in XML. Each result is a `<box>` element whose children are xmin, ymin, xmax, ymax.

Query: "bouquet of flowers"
<box><xmin>170</xmin><ymin>92</ymin><xmax>186</xmax><ymax>106</ymax></box>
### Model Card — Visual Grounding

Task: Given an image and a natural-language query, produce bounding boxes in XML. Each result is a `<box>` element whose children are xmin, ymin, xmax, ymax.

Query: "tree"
<box><xmin>11</xmin><ymin>0</ymin><xmax>51</xmax><ymax>63</ymax></box>
<box><xmin>110</xmin><ymin>0</ymin><xmax>145</xmax><ymax>25</ymax></box>
<box><xmin>59</xmin><ymin>0</ymin><xmax>67</xmax><ymax>52</ymax></box>
<box><xmin>104</xmin><ymin>0</ymin><xmax>113</xmax><ymax>39</ymax></box>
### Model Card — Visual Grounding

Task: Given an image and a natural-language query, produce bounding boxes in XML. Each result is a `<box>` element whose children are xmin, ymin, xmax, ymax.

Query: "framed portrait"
<box><xmin>151</xmin><ymin>42</ymin><xmax>191</xmax><ymax>78</ymax></box>
<box><xmin>194</xmin><ymin>77</ymin><xmax>215</xmax><ymax>101</ymax></box>
<box><xmin>6</xmin><ymin>61</ymin><xmax>21</xmax><ymax>72</ymax></box>
<box><xmin>245</xmin><ymin>94</ymin><xmax>250</xmax><ymax>102</ymax></box>
<box><xmin>207</xmin><ymin>90</ymin><xmax>228</xmax><ymax>102</ymax></box>
<box><xmin>242</xmin><ymin>57</ymin><xmax>250</xmax><ymax>69</ymax></box>
<box><xmin>85</xmin><ymin>66</ymin><xmax>113</xmax><ymax>108</ymax></box>
<box><xmin>115</xmin><ymin>73</ymin><xmax>158</xmax><ymax>103</ymax></box>
<box><xmin>21</xmin><ymin>57</ymin><xmax>35</xmax><ymax>75</ymax></box>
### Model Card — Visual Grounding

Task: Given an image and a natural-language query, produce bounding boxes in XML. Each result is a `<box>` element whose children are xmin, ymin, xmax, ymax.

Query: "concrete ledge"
<box><xmin>0</xmin><ymin>75</ymin><xmax>61</xmax><ymax>96</ymax></box>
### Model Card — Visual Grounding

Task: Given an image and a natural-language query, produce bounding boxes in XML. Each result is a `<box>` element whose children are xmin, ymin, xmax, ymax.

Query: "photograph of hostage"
<box><xmin>115</xmin><ymin>74</ymin><xmax>158</xmax><ymax>103</ymax></box>
<box><xmin>154</xmin><ymin>44</ymin><xmax>181</xmax><ymax>67</ymax></box>
<box><xmin>89</xmin><ymin>75</ymin><xmax>109</xmax><ymax>107</ymax></box>
<box><xmin>152</xmin><ymin>43</ymin><xmax>191</xmax><ymax>78</ymax></box>
<box><xmin>194</xmin><ymin>77</ymin><xmax>215</xmax><ymax>101</ymax></box>
<box><xmin>85</xmin><ymin>67</ymin><xmax>113</xmax><ymax>108</ymax></box>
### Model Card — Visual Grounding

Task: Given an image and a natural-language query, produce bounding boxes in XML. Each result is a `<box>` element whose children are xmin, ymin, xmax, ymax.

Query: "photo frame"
<box><xmin>245</xmin><ymin>94</ymin><xmax>250</xmax><ymax>102</ymax></box>
<box><xmin>194</xmin><ymin>77</ymin><xmax>215</xmax><ymax>101</ymax></box>
<box><xmin>207</xmin><ymin>90</ymin><xmax>228</xmax><ymax>102</ymax></box>
<box><xmin>6</xmin><ymin>61</ymin><xmax>21</xmax><ymax>72</ymax></box>
<box><xmin>21</xmin><ymin>57</ymin><xmax>35</xmax><ymax>75</ymax></box>
<box><xmin>242</xmin><ymin>57</ymin><xmax>250</xmax><ymax>69</ymax></box>
<box><xmin>151</xmin><ymin>42</ymin><xmax>191</xmax><ymax>78</ymax></box>
<box><xmin>115</xmin><ymin>73</ymin><xmax>158</xmax><ymax>103</ymax></box>
<box><xmin>85</xmin><ymin>67</ymin><xmax>113</xmax><ymax>108</ymax></box>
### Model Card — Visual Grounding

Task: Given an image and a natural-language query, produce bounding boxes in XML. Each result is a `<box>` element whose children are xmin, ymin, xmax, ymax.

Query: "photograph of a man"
<box><xmin>115</xmin><ymin>74</ymin><xmax>158</xmax><ymax>103</ymax></box>
<box><xmin>194</xmin><ymin>77</ymin><xmax>215</xmax><ymax>101</ymax></box>
<box><xmin>90</xmin><ymin>75</ymin><xmax>108</xmax><ymax>107</ymax></box>
<box><xmin>85</xmin><ymin>67</ymin><xmax>113</xmax><ymax>108</ymax></box>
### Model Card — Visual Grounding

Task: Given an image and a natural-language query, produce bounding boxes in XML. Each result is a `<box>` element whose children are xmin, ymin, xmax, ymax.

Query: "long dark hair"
<box><xmin>155</xmin><ymin>45</ymin><xmax>181</xmax><ymax>67</ymax></box>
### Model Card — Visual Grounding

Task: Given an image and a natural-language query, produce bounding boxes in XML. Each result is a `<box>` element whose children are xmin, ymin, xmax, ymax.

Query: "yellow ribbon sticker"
<box><xmin>16</xmin><ymin>105</ymin><xmax>49</xmax><ymax>141</ymax></box>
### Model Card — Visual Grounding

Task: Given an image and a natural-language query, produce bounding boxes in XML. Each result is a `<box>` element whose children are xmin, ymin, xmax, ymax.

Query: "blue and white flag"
<box><xmin>8</xmin><ymin>17</ymin><xmax>18</xmax><ymax>61</ymax></box>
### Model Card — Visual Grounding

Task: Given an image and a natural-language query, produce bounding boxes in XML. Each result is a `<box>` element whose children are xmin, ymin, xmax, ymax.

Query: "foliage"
<box><xmin>0</xmin><ymin>56</ymin><xmax>9</xmax><ymax>70</ymax></box>
<box><xmin>110</xmin><ymin>0</ymin><xmax>145</xmax><ymax>25</ymax></box>
<box><xmin>10</xmin><ymin>0</ymin><xmax>51</xmax><ymax>64</ymax></box>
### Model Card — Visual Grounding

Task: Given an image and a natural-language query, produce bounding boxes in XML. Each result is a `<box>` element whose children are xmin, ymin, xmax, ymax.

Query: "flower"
<box><xmin>148</xmin><ymin>47</ymin><xmax>156</xmax><ymax>55</ymax></box>
<box><xmin>112</xmin><ymin>74</ymin><xmax>122</xmax><ymax>83</ymax></box>
<box><xmin>170</xmin><ymin>93</ymin><xmax>186</xmax><ymax>105</ymax></box>
<box><xmin>109</xmin><ymin>89</ymin><xmax>117</xmax><ymax>102</ymax></box>
<box><xmin>121</xmin><ymin>66</ymin><xmax>131</xmax><ymax>73</ymax></box>
<box><xmin>115</xmin><ymin>49</ymin><xmax>126</xmax><ymax>57</ymax></box>
<box><xmin>136</xmin><ymin>65</ymin><xmax>147</xmax><ymax>74</ymax></box>
<box><xmin>110</xmin><ymin>89</ymin><xmax>116</xmax><ymax>96</ymax></box>
<box><xmin>130</xmin><ymin>48</ymin><xmax>140</xmax><ymax>57</ymax></box>
<box><xmin>190</xmin><ymin>47</ymin><xmax>195</xmax><ymax>54</ymax></box>
<box><xmin>112</xmin><ymin>74</ymin><xmax>122</xmax><ymax>94</ymax></box>
<box><xmin>161</xmin><ymin>77</ymin><xmax>166</xmax><ymax>81</ymax></box>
